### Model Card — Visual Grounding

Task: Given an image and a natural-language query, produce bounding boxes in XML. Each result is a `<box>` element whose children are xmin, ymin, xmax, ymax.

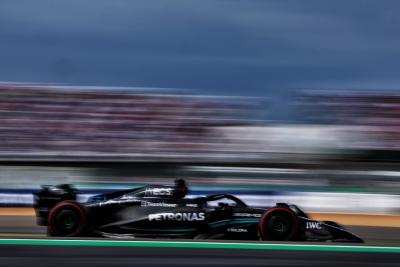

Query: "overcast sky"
<box><xmin>1</xmin><ymin>0</ymin><xmax>400</xmax><ymax>105</ymax></box>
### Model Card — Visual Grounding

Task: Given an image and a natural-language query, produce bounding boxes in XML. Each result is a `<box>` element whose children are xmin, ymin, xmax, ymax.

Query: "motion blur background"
<box><xmin>0</xmin><ymin>0</ymin><xmax>399</xmax><ymax>239</ymax></box>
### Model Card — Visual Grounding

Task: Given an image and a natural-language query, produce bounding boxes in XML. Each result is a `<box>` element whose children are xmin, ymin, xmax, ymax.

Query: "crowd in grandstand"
<box><xmin>299</xmin><ymin>90</ymin><xmax>400</xmax><ymax>150</ymax></box>
<box><xmin>0</xmin><ymin>84</ymin><xmax>257</xmax><ymax>159</ymax></box>
<box><xmin>4</xmin><ymin>85</ymin><xmax>400</xmax><ymax>161</ymax></box>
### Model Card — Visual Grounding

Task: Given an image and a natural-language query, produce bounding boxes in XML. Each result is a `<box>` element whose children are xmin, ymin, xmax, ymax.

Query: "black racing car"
<box><xmin>33</xmin><ymin>179</ymin><xmax>363</xmax><ymax>242</ymax></box>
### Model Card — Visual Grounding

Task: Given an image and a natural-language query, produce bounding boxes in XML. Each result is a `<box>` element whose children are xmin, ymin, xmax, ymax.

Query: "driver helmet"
<box><xmin>174</xmin><ymin>179</ymin><xmax>188</xmax><ymax>198</ymax></box>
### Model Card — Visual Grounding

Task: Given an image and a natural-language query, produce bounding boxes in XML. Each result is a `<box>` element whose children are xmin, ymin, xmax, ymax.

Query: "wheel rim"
<box><xmin>61</xmin><ymin>214</ymin><xmax>74</xmax><ymax>229</ymax></box>
<box><xmin>53</xmin><ymin>209</ymin><xmax>80</xmax><ymax>235</ymax></box>
<box><xmin>268</xmin><ymin>215</ymin><xmax>291</xmax><ymax>238</ymax></box>
<box><xmin>273</xmin><ymin>220</ymin><xmax>288</xmax><ymax>234</ymax></box>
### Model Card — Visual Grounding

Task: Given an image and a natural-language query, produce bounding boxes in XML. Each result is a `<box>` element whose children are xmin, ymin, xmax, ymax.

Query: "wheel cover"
<box><xmin>268</xmin><ymin>215</ymin><xmax>291</xmax><ymax>239</ymax></box>
<box><xmin>56</xmin><ymin>210</ymin><xmax>79</xmax><ymax>232</ymax></box>
<box><xmin>273</xmin><ymin>219</ymin><xmax>288</xmax><ymax>233</ymax></box>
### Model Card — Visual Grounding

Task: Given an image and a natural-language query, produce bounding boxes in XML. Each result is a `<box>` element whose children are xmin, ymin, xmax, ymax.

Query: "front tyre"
<box><xmin>47</xmin><ymin>201</ymin><xmax>87</xmax><ymax>237</ymax></box>
<box><xmin>259</xmin><ymin>207</ymin><xmax>299</xmax><ymax>241</ymax></box>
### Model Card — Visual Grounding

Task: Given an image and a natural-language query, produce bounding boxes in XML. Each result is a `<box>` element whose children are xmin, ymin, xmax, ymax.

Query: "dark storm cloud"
<box><xmin>1</xmin><ymin>0</ymin><xmax>400</xmax><ymax>96</ymax></box>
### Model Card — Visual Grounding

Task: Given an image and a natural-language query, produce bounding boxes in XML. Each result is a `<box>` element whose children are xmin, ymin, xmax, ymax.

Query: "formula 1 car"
<box><xmin>33</xmin><ymin>179</ymin><xmax>363</xmax><ymax>242</ymax></box>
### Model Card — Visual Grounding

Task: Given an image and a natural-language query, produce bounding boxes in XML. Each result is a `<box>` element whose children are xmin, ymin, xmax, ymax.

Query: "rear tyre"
<box><xmin>47</xmin><ymin>201</ymin><xmax>87</xmax><ymax>237</ymax></box>
<box><xmin>259</xmin><ymin>207</ymin><xmax>299</xmax><ymax>241</ymax></box>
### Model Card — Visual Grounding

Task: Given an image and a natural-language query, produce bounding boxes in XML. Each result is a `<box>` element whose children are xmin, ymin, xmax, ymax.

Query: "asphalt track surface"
<box><xmin>1</xmin><ymin>239</ymin><xmax>400</xmax><ymax>267</ymax></box>
<box><xmin>1</xmin><ymin>216</ymin><xmax>400</xmax><ymax>266</ymax></box>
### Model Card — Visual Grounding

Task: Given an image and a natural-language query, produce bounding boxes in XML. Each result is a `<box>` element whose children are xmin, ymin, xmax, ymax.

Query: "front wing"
<box><xmin>300</xmin><ymin>217</ymin><xmax>363</xmax><ymax>242</ymax></box>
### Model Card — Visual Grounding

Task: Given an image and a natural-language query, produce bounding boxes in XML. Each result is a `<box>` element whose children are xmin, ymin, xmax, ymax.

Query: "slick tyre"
<box><xmin>259</xmin><ymin>207</ymin><xmax>299</xmax><ymax>241</ymax></box>
<box><xmin>48</xmin><ymin>201</ymin><xmax>87</xmax><ymax>237</ymax></box>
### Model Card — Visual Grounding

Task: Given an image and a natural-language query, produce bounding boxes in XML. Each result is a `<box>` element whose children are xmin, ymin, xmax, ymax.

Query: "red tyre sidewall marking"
<box><xmin>48</xmin><ymin>201</ymin><xmax>86</xmax><ymax>236</ymax></box>
<box><xmin>259</xmin><ymin>207</ymin><xmax>299</xmax><ymax>241</ymax></box>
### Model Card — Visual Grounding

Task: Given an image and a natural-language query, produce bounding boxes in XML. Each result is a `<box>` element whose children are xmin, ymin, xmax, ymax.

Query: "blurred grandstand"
<box><xmin>2</xmin><ymin>85</ymin><xmax>400</xmax><ymax>163</ymax></box>
<box><xmin>0</xmin><ymin>84</ymin><xmax>262</xmax><ymax>162</ymax></box>
<box><xmin>299</xmin><ymin>90</ymin><xmax>400</xmax><ymax>161</ymax></box>
<box><xmin>0</xmin><ymin>84</ymin><xmax>378</xmax><ymax>164</ymax></box>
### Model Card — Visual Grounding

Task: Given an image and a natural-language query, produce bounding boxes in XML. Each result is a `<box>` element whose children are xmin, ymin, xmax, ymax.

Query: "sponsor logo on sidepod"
<box><xmin>227</xmin><ymin>228</ymin><xmax>248</xmax><ymax>233</ymax></box>
<box><xmin>148</xmin><ymin>212</ymin><xmax>205</xmax><ymax>221</ymax></box>
<box><xmin>141</xmin><ymin>201</ymin><xmax>177</xmax><ymax>207</ymax></box>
